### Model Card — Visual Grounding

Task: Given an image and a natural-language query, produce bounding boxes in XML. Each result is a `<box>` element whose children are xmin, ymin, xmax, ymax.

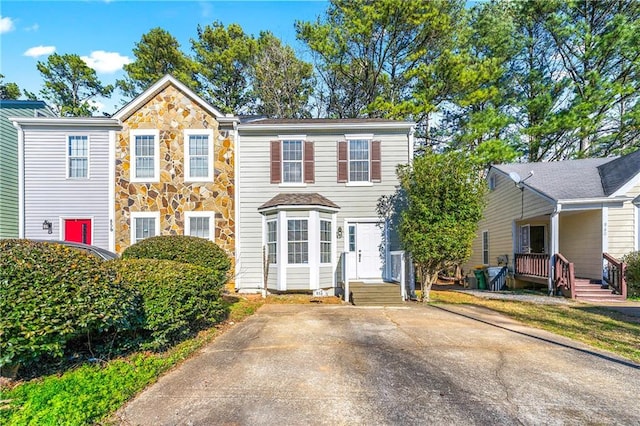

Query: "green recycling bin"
<box><xmin>474</xmin><ymin>269</ymin><xmax>487</xmax><ymax>290</ymax></box>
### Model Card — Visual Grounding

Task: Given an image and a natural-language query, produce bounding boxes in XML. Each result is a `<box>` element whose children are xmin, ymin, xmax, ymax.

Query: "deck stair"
<box><xmin>349</xmin><ymin>281</ymin><xmax>404</xmax><ymax>306</ymax></box>
<box><xmin>574</xmin><ymin>278</ymin><xmax>626</xmax><ymax>302</ymax></box>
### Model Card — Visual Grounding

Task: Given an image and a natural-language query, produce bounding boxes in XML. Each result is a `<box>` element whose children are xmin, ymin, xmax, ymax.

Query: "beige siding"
<box><xmin>287</xmin><ymin>267</ymin><xmax>311</xmax><ymax>290</ymax></box>
<box><xmin>559</xmin><ymin>211</ymin><xmax>602</xmax><ymax>279</ymax></box>
<box><xmin>608</xmin><ymin>181</ymin><xmax>640</xmax><ymax>259</ymax></box>
<box><xmin>319</xmin><ymin>267</ymin><xmax>333</xmax><ymax>288</ymax></box>
<box><xmin>237</xmin><ymin>127</ymin><xmax>410</xmax><ymax>291</ymax></box>
<box><xmin>465</xmin><ymin>172</ymin><xmax>554</xmax><ymax>272</ymax></box>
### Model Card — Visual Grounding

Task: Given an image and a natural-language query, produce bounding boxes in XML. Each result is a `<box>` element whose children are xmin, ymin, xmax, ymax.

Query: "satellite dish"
<box><xmin>509</xmin><ymin>171</ymin><xmax>521</xmax><ymax>183</ymax></box>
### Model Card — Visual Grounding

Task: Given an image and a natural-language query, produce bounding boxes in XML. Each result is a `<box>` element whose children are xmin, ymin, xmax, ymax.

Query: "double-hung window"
<box><xmin>130</xmin><ymin>212</ymin><xmax>160</xmax><ymax>244</ymax></box>
<box><xmin>131</xmin><ymin>129</ymin><xmax>159</xmax><ymax>182</ymax></box>
<box><xmin>185</xmin><ymin>129</ymin><xmax>214</xmax><ymax>181</ymax></box>
<box><xmin>68</xmin><ymin>135</ymin><xmax>88</xmax><ymax>178</ymax></box>
<box><xmin>282</xmin><ymin>140</ymin><xmax>303</xmax><ymax>183</ymax></box>
<box><xmin>482</xmin><ymin>230</ymin><xmax>489</xmax><ymax>265</ymax></box>
<box><xmin>270</xmin><ymin>138</ymin><xmax>314</xmax><ymax>184</ymax></box>
<box><xmin>185</xmin><ymin>211</ymin><xmax>215</xmax><ymax>240</ymax></box>
<box><xmin>320</xmin><ymin>220</ymin><xmax>332</xmax><ymax>264</ymax></box>
<box><xmin>287</xmin><ymin>219</ymin><xmax>308</xmax><ymax>264</ymax></box>
<box><xmin>337</xmin><ymin>137</ymin><xmax>381</xmax><ymax>183</ymax></box>
<box><xmin>267</xmin><ymin>220</ymin><xmax>277</xmax><ymax>264</ymax></box>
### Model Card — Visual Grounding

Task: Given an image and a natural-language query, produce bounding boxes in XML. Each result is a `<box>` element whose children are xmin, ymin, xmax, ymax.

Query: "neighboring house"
<box><xmin>235</xmin><ymin>118</ymin><xmax>415</xmax><ymax>298</ymax></box>
<box><xmin>111</xmin><ymin>75</ymin><xmax>237</xmax><ymax>267</ymax></box>
<box><xmin>466</xmin><ymin>150</ymin><xmax>640</xmax><ymax>299</ymax></box>
<box><xmin>11</xmin><ymin>116</ymin><xmax>121</xmax><ymax>249</ymax></box>
<box><xmin>0</xmin><ymin>100</ymin><xmax>54</xmax><ymax>238</ymax></box>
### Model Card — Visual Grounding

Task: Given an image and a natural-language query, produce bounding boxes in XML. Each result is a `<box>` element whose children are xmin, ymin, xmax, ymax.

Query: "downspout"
<box><xmin>549</xmin><ymin>204</ymin><xmax>561</xmax><ymax>295</ymax></box>
<box><xmin>13</xmin><ymin>121</ymin><xmax>25</xmax><ymax>238</ymax></box>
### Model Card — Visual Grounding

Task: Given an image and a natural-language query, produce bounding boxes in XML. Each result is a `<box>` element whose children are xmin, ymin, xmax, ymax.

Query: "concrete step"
<box><xmin>349</xmin><ymin>282</ymin><xmax>404</xmax><ymax>306</ymax></box>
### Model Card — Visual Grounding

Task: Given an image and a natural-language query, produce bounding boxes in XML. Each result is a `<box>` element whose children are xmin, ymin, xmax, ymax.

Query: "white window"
<box><xmin>67</xmin><ymin>135</ymin><xmax>88</xmax><ymax>178</ymax></box>
<box><xmin>282</xmin><ymin>140</ymin><xmax>303</xmax><ymax>183</ymax></box>
<box><xmin>267</xmin><ymin>220</ymin><xmax>277</xmax><ymax>264</ymax></box>
<box><xmin>130</xmin><ymin>129</ymin><xmax>159</xmax><ymax>182</ymax></box>
<box><xmin>348</xmin><ymin>225</ymin><xmax>356</xmax><ymax>252</ymax></box>
<box><xmin>320</xmin><ymin>220</ymin><xmax>332</xmax><ymax>264</ymax></box>
<box><xmin>288</xmin><ymin>219</ymin><xmax>308</xmax><ymax>264</ymax></box>
<box><xmin>185</xmin><ymin>211</ymin><xmax>215</xmax><ymax>241</ymax></box>
<box><xmin>349</xmin><ymin>139</ymin><xmax>370</xmax><ymax>182</ymax></box>
<box><xmin>130</xmin><ymin>212</ymin><xmax>160</xmax><ymax>244</ymax></box>
<box><xmin>184</xmin><ymin>129</ymin><xmax>214</xmax><ymax>181</ymax></box>
<box><xmin>482</xmin><ymin>230</ymin><xmax>489</xmax><ymax>265</ymax></box>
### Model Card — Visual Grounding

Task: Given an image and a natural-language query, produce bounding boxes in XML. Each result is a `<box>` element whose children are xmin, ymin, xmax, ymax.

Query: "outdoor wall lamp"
<box><xmin>336</xmin><ymin>226</ymin><xmax>343</xmax><ymax>239</ymax></box>
<box><xmin>42</xmin><ymin>220</ymin><xmax>53</xmax><ymax>234</ymax></box>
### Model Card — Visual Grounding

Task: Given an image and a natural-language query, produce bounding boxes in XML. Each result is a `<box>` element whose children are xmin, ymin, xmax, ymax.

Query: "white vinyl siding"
<box><xmin>185</xmin><ymin>211</ymin><xmax>215</xmax><ymax>241</ymax></box>
<box><xmin>608</xmin><ymin>181</ymin><xmax>640</xmax><ymax>259</ymax></box>
<box><xmin>348</xmin><ymin>139</ymin><xmax>370</xmax><ymax>182</ymax></box>
<box><xmin>288</xmin><ymin>219</ymin><xmax>308</xmax><ymax>264</ymax></box>
<box><xmin>184</xmin><ymin>129</ymin><xmax>214</xmax><ymax>181</ymax></box>
<box><xmin>130</xmin><ymin>129</ymin><xmax>159</xmax><ymax>182</ymax></box>
<box><xmin>67</xmin><ymin>135</ymin><xmax>88</xmax><ymax>178</ymax></box>
<box><xmin>282</xmin><ymin>140</ymin><xmax>303</xmax><ymax>183</ymax></box>
<box><xmin>131</xmin><ymin>212</ymin><xmax>159</xmax><ymax>244</ymax></box>
<box><xmin>236</xmin><ymin>125</ymin><xmax>411</xmax><ymax>292</ymax></box>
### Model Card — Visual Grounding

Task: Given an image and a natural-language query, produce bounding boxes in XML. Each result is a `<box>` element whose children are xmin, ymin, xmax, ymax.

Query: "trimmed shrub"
<box><xmin>113</xmin><ymin>259</ymin><xmax>227</xmax><ymax>350</ymax></box>
<box><xmin>122</xmin><ymin>235</ymin><xmax>231</xmax><ymax>282</ymax></box>
<box><xmin>0</xmin><ymin>240</ymin><xmax>138</xmax><ymax>369</ymax></box>
<box><xmin>622</xmin><ymin>251</ymin><xmax>640</xmax><ymax>298</ymax></box>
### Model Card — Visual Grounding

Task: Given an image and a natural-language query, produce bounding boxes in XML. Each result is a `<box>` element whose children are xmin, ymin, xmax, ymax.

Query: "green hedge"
<box><xmin>0</xmin><ymin>240</ymin><xmax>138</xmax><ymax>369</ymax></box>
<box><xmin>113</xmin><ymin>259</ymin><xmax>227</xmax><ymax>350</ymax></box>
<box><xmin>122</xmin><ymin>235</ymin><xmax>231</xmax><ymax>281</ymax></box>
<box><xmin>622</xmin><ymin>251</ymin><xmax>640</xmax><ymax>298</ymax></box>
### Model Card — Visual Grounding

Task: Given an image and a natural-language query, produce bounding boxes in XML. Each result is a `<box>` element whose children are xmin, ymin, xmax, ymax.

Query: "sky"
<box><xmin>0</xmin><ymin>0</ymin><xmax>329</xmax><ymax>114</ymax></box>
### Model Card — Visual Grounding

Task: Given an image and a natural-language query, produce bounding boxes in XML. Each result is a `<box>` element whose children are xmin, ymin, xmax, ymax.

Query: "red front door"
<box><xmin>64</xmin><ymin>219</ymin><xmax>92</xmax><ymax>244</ymax></box>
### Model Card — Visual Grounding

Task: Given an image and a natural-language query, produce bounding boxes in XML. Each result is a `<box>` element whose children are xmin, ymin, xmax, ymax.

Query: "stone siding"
<box><xmin>114</xmin><ymin>85</ymin><xmax>235</xmax><ymax>266</ymax></box>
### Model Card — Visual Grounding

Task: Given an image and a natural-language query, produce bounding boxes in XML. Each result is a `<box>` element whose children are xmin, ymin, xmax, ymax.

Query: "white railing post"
<box><xmin>400</xmin><ymin>251</ymin><xmax>406</xmax><ymax>300</ymax></box>
<box><xmin>344</xmin><ymin>252</ymin><xmax>350</xmax><ymax>303</ymax></box>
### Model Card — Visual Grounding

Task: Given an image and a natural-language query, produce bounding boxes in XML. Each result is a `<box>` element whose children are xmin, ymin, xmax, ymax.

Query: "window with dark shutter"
<box><xmin>337</xmin><ymin>140</ymin><xmax>348</xmax><ymax>183</ymax></box>
<box><xmin>270</xmin><ymin>140</ymin><xmax>281</xmax><ymax>184</ymax></box>
<box><xmin>371</xmin><ymin>140</ymin><xmax>381</xmax><ymax>182</ymax></box>
<box><xmin>304</xmin><ymin>141</ymin><xmax>315</xmax><ymax>183</ymax></box>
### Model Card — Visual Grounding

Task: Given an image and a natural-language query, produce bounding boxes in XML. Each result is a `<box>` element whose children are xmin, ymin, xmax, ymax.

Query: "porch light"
<box><xmin>336</xmin><ymin>226</ymin><xmax>343</xmax><ymax>239</ymax></box>
<box><xmin>42</xmin><ymin>220</ymin><xmax>53</xmax><ymax>234</ymax></box>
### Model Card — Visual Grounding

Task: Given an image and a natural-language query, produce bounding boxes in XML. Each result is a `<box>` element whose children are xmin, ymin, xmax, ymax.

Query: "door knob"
<box><xmin>358</xmin><ymin>250</ymin><xmax>361</xmax><ymax>262</ymax></box>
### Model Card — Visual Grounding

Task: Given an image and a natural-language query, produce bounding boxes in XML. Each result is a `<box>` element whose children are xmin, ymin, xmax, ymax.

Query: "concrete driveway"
<box><xmin>117</xmin><ymin>304</ymin><xmax>640</xmax><ymax>425</ymax></box>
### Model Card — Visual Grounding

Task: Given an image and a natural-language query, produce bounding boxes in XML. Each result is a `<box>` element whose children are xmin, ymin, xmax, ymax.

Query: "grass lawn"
<box><xmin>430</xmin><ymin>290</ymin><xmax>640</xmax><ymax>364</ymax></box>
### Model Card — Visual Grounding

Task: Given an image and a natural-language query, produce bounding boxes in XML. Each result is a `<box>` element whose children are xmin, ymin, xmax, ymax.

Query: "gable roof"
<box><xmin>258</xmin><ymin>193</ymin><xmax>340</xmax><ymax>211</ymax></box>
<box><xmin>239</xmin><ymin>117</ymin><xmax>414</xmax><ymax>132</ymax></box>
<box><xmin>112</xmin><ymin>74</ymin><xmax>226</xmax><ymax>121</ymax></box>
<box><xmin>598</xmin><ymin>149</ymin><xmax>640</xmax><ymax>195</ymax></box>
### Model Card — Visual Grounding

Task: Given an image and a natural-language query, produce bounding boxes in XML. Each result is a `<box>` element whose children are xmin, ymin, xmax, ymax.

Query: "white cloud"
<box><xmin>81</xmin><ymin>50</ymin><xmax>130</xmax><ymax>73</ymax></box>
<box><xmin>25</xmin><ymin>23</ymin><xmax>39</xmax><ymax>32</ymax></box>
<box><xmin>23</xmin><ymin>45</ymin><xmax>56</xmax><ymax>58</ymax></box>
<box><xmin>0</xmin><ymin>16</ymin><xmax>15</xmax><ymax>34</ymax></box>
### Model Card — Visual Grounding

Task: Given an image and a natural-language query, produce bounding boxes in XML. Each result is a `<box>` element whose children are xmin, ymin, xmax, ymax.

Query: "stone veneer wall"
<box><xmin>114</xmin><ymin>85</ymin><xmax>235</xmax><ymax>271</ymax></box>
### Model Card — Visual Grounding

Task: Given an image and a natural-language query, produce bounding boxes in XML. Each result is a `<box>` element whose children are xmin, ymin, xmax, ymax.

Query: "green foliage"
<box><xmin>622</xmin><ymin>251</ymin><xmax>640</xmax><ymax>298</ymax></box>
<box><xmin>122</xmin><ymin>235</ymin><xmax>231</xmax><ymax>278</ymax></box>
<box><xmin>116</xmin><ymin>27</ymin><xmax>198</xmax><ymax>100</ymax></box>
<box><xmin>0</xmin><ymin>240</ymin><xmax>138</xmax><ymax>368</ymax></box>
<box><xmin>0</xmin><ymin>73</ymin><xmax>21</xmax><ymax>99</ymax></box>
<box><xmin>113</xmin><ymin>259</ymin><xmax>227</xmax><ymax>350</ymax></box>
<box><xmin>191</xmin><ymin>22</ymin><xmax>258</xmax><ymax>114</ymax></box>
<box><xmin>394</xmin><ymin>151</ymin><xmax>486</xmax><ymax>300</ymax></box>
<box><xmin>36</xmin><ymin>53</ymin><xmax>114</xmax><ymax>116</ymax></box>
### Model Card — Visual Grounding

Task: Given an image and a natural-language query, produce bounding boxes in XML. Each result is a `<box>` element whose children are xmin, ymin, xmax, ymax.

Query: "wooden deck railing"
<box><xmin>554</xmin><ymin>253</ymin><xmax>576</xmax><ymax>299</ymax></box>
<box><xmin>514</xmin><ymin>253</ymin><xmax>550</xmax><ymax>278</ymax></box>
<box><xmin>603</xmin><ymin>253</ymin><xmax>627</xmax><ymax>298</ymax></box>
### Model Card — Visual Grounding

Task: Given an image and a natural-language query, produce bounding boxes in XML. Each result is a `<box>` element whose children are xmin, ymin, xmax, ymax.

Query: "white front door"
<box><xmin>347</xmin><ymin>222</ymin><xmax>383</xmax><ymax>280</ymax></box>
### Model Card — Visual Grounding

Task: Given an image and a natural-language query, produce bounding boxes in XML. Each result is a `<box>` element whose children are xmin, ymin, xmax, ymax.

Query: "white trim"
<box><xmin>239</xmin><ymin>121</ymin><xmax>414</xmax><ymax>132</ymax></box>
<box><xmin>482</xmin><ymin>230</ymin><xmax>489</xmax><ymax>265</ymax></box>
<box><xmin>59</xmin><ymin>217</ymin><xmax>94</xmax><ymax>245</ymax></box>
<box><xmin>408</xmin><ymin>126</ymin><xmax>415</xmax><ymax>163</ymax></box>
<box><xmin>278</xmin><ymin>134</ymin><xmax>306</xmax><ymax>140</ymax></box>
<box><xmin>602</xmin><ymin>207</ymin><xmax>608</xmax><ymax>254</ymax></box>
<box><xmin>280</xmin><ymin>139</ymin><xmax>305</xmax><ymax>184</ymax></box>
<box><xmin>277</xmin><ymin>210</ymin><xmax>287</xmax><ymax>291</ymax></box>
<box><xmin>130</xmin><ymin>211</ymin><xmax>160</xmax><ymax>245</ymax></box>
<box><xmin>610</xmin><ymin>170</ymin><xmax>640</xmax><ymax>197</ymax></box>
<box><xmin>345</xmin><ymin>133</ymin><xmax>374</xmax><ymax>139</ymax></box>
<box><xmin>130</xmin><ymin>129</ymin><xmax>160</xmax><ymax>183</ymax></box>
<box><xmin>258</xmin><ymin>204</ymin><xmax>339</xmax><ymax>214</ymax></box>
<box><xmin>233</xmin><ymin>128</ymin><xmax>241</xmax><ymax>291</ymax></box>
<box><xmin>10</xmin><ymin>116</ymin><xmax>120</xmax><ymax>127</ymax></box>
<box><xmin>14</xmin><ymin>121</ymin><xmax>25</xmax><ymax>238</ymax></box>
<box><xmin>108</xmin><ymin>130</ymin><xmax>116</xmax><ymax>251</ymax></box>
<box><xmin>635</xmin><ymin>205</ymin><xmax>639</xmax><ymax>252</ymax></box>
<box><xmin>309</xmin><ymin>211</ymin><xmax>319</xmax><ymax>290</ymax></box>
<box><xmin>549</xmin><ymin>211</ymin><xmax>560</xmax><ymax>294</ymax></box>
<box><xmin>112</xmin><ymin>74</ymin><xmax>226</xmax><ymax>121</ymax></box>
<box><xmin>319</xmin><ymin>218</ymin><xmax>333</xmax><ymax>266</ymax></box>
<box><xmin>184</xmin><ymin>210</ymin><xmax>216</xmax><ymax>241</ymax></box>
<box><xmin>184</xmin><ymin>129</ymin><xmax>214</xmax><ymax>182</ymax></box>
<box><xmin>345</xmin><ymin>182</ymin><xmax>374</xmax><ymax>187</ymax></box>
<box><xmin>65</xmin><ymin>134</ymin><xmax>90</xmax><ymax>179</ymax></box>
<box><xmin>331</xmin><ymin>213</ymin><xmax>337</xmax><ymax>288</ymax></box>
<box><xmin>346</xmin><ymin>138</ymin><xmax>372</xmax><ymax>183</ymax></box>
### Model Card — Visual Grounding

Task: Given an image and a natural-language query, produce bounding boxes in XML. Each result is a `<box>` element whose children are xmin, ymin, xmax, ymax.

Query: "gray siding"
<box><xmin>22</xmin><ymin>126</ymin><xmax>112</xmax><ymax>249</ymax></box>
<box><xmin>319</xmin><ymin>267</ymin><xmax>333</xmax><ymax>288</ymax></box>
<box><xmin>0</xmin><ymin>102</ymin><xmax>53</xmax><ymax>238</ymax></box>
<box><xmin>237</xmin><ymin>126</ymin><xmax>411</xmax><ymax>291</ymax></box>
<box><xmin>286</xmin><ymin>267</ymin><xmax>311</xmax><ymax>290</ymax></box>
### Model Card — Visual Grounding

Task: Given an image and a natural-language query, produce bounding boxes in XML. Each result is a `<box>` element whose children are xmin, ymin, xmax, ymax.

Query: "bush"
<box><xmin>0</xmin><ymin>240</ymin><xmax>138</xmax><ymax>370</ymax></box>
<box><xmin>113</xmin><ymin>259</ymin><xmax>227</xmax><ymax>350</ymax></box>
<box><xmin>122</xmin><ymin>235</ymin><xmax>231</xmax><ymax>282</ymax></box>
<box><xmin>622</xmin><ymin>251</ymin><xmax>640</xmax><ymax>298</ymax></box>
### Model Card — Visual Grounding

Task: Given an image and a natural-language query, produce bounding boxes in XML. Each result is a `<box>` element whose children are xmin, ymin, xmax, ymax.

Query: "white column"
<box><xmin>549</xmin><ymin>208</ymin><xmax>560</xmax><ymax>295</ymax></box>
<box><xmin>108</xmin><ymin>130</ymin><xmax>116</xmax><ymax>252</ymax></box>
<box><xmin>309</xmin><ymin>211</ymin><xmax>319</xmax><ymax>290</ymax></box>
<box><xmin>278</xmin><ymin>211</ymin><xmax>287</xmax><ymax>292</ymax></box>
